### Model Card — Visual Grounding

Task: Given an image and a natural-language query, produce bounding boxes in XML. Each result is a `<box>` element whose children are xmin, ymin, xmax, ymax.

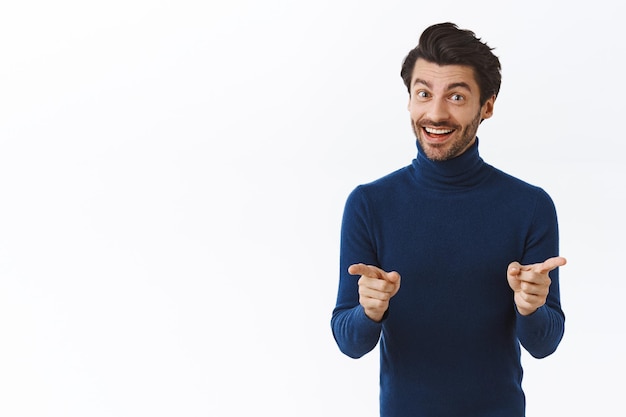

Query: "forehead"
<box><xmin>411</xmin><ymin>59</ymin><xmax>479</xmax><ymax>91</ymax></box>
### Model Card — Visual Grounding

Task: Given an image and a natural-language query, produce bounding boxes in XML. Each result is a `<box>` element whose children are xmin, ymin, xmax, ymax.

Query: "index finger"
<box><xmin>536</xmin><ymin>256</ymin><xmax>567</xmax><ymax>274</ymax></box>
<box><xmin>348</xmin><ymin>263</ymin><xmax>386</xmax><ymax>280</ymax></box>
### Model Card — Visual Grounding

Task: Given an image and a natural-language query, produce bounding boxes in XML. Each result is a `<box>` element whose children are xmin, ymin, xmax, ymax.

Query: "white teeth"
<box><xmin>425</xmin><ymin>127</ymin><xmax>453</xmax><ymax>134</ymax></box>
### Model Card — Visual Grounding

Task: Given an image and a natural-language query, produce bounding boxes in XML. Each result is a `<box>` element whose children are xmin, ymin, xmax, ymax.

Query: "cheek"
<box><xmin>408</xmin><ymin>105</ymin><xmax>422</xmax><ymax>121</ymax></box>
<box><xmin>457</xmin><ymin>109</ymin><xmax>480</xmax><ymax>124</ymax></box>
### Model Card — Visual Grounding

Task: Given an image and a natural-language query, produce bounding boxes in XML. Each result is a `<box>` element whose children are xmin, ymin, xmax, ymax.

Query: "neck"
<box><xmin>410</xmin><ymin>138</ymin><xmax>489</xmax><ymax>191</ymax></box>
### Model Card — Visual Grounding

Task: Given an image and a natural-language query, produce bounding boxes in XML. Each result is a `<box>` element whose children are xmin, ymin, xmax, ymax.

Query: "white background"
<box><xmin>0</xmin><ymin>1</ymin><xmax>623</xmax><ymax>416</ymax></box>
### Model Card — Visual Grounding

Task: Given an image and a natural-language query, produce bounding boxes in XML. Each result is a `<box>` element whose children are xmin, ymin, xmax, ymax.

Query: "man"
<box><xmin>331</xmin><ymin>22</ymin><xmax>566</xmax><ymax>416</ymax></box>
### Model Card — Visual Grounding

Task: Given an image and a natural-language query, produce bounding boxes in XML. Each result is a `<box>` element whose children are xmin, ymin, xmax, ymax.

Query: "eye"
<box><xmin>415</xmin><ymin>90</ymin><xmax>430</xmax><ymax>99</ymax></box>
<box><xmin>450</xmin><ymin>93</ymin><xmax>464</xmax><ymax>101</ymax></box>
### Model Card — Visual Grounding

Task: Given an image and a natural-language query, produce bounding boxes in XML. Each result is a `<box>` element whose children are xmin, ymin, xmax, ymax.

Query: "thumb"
<box><xmin>507</xmin><ymin>261</ymin><xmax>522</xmax><ymax>276</ymax></box>
<box><xmin>385</xmin><ymin>271</ymin><xmax>401</xmax><ymax>284</ymax></box>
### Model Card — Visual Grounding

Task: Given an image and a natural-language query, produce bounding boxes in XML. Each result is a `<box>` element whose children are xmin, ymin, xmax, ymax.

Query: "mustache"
<box><xmin>415</xmin><ymin>119</ymin><xmax>459</xmax><ymax>129</ymax></box>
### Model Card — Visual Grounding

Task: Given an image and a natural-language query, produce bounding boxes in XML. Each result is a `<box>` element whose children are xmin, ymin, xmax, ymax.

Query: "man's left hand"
<box><xmin>507</xmin><ymin>256</ymin><xmax>567</xmax><ymax>316</ymax></box>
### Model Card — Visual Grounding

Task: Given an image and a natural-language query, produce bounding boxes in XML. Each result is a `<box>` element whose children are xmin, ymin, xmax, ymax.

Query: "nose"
<box><xmin>426</xmin><ymin>98</ymin><xmax>450</xmax><ymax>122</ymax></box>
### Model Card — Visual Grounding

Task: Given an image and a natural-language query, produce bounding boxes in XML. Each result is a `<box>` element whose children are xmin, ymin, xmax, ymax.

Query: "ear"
<box><xmin>407</xmin><ymin>94</ymin><xmax>411</xmax><ymax>111</ymax></box>
<box><xmin>481</xmin><ymin>95</ymin><xmax>496</xmax><ymax>120</ymax></box>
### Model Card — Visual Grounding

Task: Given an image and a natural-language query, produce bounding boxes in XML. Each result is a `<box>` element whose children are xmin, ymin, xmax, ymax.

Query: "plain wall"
<box><xmin>0</xmin><ymin>1</ymin><xmax>623</xmax><ymax>416</ymax></box>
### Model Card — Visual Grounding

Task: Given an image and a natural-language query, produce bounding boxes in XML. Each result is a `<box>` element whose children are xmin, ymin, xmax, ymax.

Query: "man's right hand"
<box><xmin>348</xmin><ymin>263</ymin><xmax>401</xmax><ymax>322</ymax></box>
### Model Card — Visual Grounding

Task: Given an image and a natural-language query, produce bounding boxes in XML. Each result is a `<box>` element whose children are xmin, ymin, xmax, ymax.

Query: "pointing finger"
<box><xmin>536</xmin><ymin>256</ymin><xmax>567</xmax><ymax>274</ymax></box>
<box><xmin>348</xmin><ymin>263</ymin><xmax>399</xmax><ymax>283</ymax></box>
<box><xmin>348</xmin><ymin>263</ymin><xmax>385</xmax><ymax>279</ymax></box>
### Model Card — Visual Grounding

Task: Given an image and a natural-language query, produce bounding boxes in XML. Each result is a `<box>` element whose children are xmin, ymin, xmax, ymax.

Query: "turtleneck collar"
<box><xmin>410</xmin><ymin>138</ymin><xmax>491</xmax><ymax>191</ymax></box>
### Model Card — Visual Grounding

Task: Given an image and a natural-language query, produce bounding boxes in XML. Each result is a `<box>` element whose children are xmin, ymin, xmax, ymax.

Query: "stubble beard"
<box><xmin>411</xmin><ymin>111</ymin><xmax>482</xmax><ymax>161</ymax></box>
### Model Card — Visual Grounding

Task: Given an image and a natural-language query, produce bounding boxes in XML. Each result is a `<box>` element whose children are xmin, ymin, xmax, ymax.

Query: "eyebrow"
<box><xmin>412</xmin><ymin>78</ymin><xmax>473</xmax><ymax>92</ymax></box>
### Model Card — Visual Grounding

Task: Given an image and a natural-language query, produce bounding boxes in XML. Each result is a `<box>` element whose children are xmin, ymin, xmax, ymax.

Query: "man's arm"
<box><xmin>331</xmin><ymin>187</ymin><xmax>394</xmax><ymax>358</ymax></box>
<box><xmin>512</xmin><ymin>189</ymin><xmax>565</xmax><ymax>358</ymax></box>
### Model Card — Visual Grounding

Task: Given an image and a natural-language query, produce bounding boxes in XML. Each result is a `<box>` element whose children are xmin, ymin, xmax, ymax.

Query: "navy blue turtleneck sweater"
<box><xmin>331</xmin><ymin>139</ymin><xmax>564</xmax><ymax>417</ymax></box>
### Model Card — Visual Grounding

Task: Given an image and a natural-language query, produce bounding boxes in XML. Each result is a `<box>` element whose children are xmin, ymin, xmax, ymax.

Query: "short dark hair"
<box><xmin>400</xmin><ymin>22</ymin><xmax>501</xmax><ymax>106</ymax></box>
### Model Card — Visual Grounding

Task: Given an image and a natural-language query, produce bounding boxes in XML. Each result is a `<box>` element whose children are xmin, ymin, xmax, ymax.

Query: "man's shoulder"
<box><xmin>487</xmin><ymin>164</ymin><xmax>555</xmax><ymax>203</ymax></box>
<box><xmin>345</xmin><ymin>165</ymin><xmax>413</xmax><ymax>207</ymax></box>
<box><xmin>356</xmin><ymin>165</ymin><xmax>413</xmax><ymax>191</ymax></box>
<box><xmin>489</xmin><ymin>165</ymin><xmax>545</xmax><ymax>190</ymax></box>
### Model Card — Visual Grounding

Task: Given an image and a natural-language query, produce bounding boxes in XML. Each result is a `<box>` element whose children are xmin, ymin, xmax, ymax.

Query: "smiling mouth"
<box><xmin>424</xmin><ymin>127</ymin><xmax>454</xmax><ymax>135</ymax></box>
<box><xmin>421</xmin><ymin>126</ymin><xmax>455</xmax><ymax>144</ymax></box>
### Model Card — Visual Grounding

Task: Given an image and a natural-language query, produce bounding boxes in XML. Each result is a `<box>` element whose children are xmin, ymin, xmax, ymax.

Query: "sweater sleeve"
<box><xmin>330</xmin><ymin>186</ymin><xmax>384</xmax><ymax>358</ymax></box>
<box><xmin>516</xmin><ymin>188</ymin><xmax>565</xmax><ymax>358</ymax></box>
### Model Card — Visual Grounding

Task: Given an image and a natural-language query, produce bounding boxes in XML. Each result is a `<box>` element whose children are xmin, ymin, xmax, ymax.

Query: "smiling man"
<box><xmin>331</xmin><ymin>23</ymin><xmax>566</xmax><ymax>416</ymax></box>
<box><xmin>408</xmin><ymin>59</ymin><xmax>493</xmax><ymax>162</ymax></box>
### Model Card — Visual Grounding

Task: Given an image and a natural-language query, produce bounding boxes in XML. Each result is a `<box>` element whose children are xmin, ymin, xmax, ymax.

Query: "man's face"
<box><xmin>408</xmin><ymin>59</ymin><xmax>495</xmax><ymax>161</ymax></box>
